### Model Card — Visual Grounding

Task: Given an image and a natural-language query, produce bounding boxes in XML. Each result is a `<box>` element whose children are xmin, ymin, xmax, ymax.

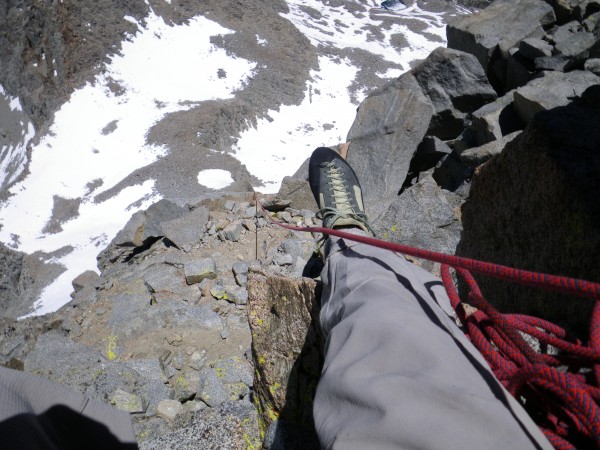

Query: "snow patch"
<box><xmin>282</xmin><ymin>0</ymin><xmax>450</xmax><ymax>69</ymax></box>
<box><xmin>233</xmin><ymin>56</ymin><xmax>359</xmax><ymax>193</ymax></box>
<box><xmin>0</xmin><ymin>13</ymin><xmax>256</xmax><ymax>315</ymax></box>
<box><xmin>197</xmin><ymin>169</ymin><xmax>234</xmax><ymax>189</ymax></box>
<box><xmin>256</xmin><ymin>34</ymin><xmax>267</xmax><ymax>46</ymax></box>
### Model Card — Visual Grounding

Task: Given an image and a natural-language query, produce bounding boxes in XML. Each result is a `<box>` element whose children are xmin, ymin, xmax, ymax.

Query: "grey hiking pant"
<box><xmin>314</xmin><ymin>237</ymin><xmax>553</xmax><ymax>450</ymax></box>
<box><xmin>0</xmin><ymin>366</ymin><xmax>137</xmax><ymax>449</ymax></box>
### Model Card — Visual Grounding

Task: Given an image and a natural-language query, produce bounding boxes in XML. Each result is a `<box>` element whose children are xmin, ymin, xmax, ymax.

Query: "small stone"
<box><xmin>301</xmin><ymin>209</ymin><xmax>315</xmax><ymax>219</ymax></box>
<box><xmin>110</xmin><ymin>389</ymin><xmax>146</xmax><ymax>414</ymax></box>
<box><xmin>197</xmin><ymin>368</ymin><xmax>229</xmax><ymax>407</ymax></box>
<box><xmin>235</xmin><ymin>273</ymin><xmax>248</xmax><ymax>287</ymax></box>
<box><xmin>278</xmin><ymin>211</ymin><xmax>293</xmax><ymax>223</ymax></box>
<box><xmin>228</xmin><ymin>288</ymin><xmax>248</xmax><ymax>305</ymax></box>
<box><xmin>232</xmin><ymin>261</ymin><xmax>248</xmax><ymax>276</ymax></box>
<box><xmin>171</xmin><ymin>351</ymin><xmax>184</xmax><ymax>370</ymax></box>
<box><xmin>534</xmin><ymin>55</ymin><xmax>570</xmax><ymax>72</ymax></box>
<box><xmin>171</xmin><ymin>371</ymin><xmax>197</xmax><ymax>401</ymax></box>
<box><xmin>159</xmin><ymin>349</ymin><xmax>172</xmax><ymax>366</ymax></box>
<box><xmin>243</xmin><ymin>207</ymin><xmax>256</xmax><ymax>219</ymax></box>
<box><xmin>189</xmin><ymin>349</ymin><xmax>208</xmax><ymax>371</ymax></box>
<box><xmin>182</xmin><ymin>400</ymin><xmax>206</xmax><ymax>413</ymax></box>
<box><xmin>72</xmin><ymin>270</ymin><xmax>101</xmax><ymax>292</ymax></box>
<box><xmin>221</xmin><ymin>221</ymin><xmax>243</xmax><ymax>242</ymax></box>
<box><xmin>224</xmin><ymin>200</ymin><xmax>236</xmax><ymax>211</ymax></box>
<box><xmin>519</xmin><ymin>38</ymin><xmax>553</xmax><ymax>59</ymax></box>
<box><xmin>165</xmin><ymin>334</ymin><xmax>183</xmax><ymax>346</ymax></box>
<box><xmin>273</xmin><ymin>253</ymin><xmax>293</xmax><ymax>266</ymax></box>
<box><xmin>220</xmin><ymin>328</ymin><xmax>230</xmax><ymax>339</ymax></box>
<box><xmin>241</xmin><ymin>220</ymin><xmax>256</xmax><ymax>231</ymax></box>
<box><xmin>207</xmin><ymin>222</ymin><xmax>217</xmax><ymax>236</ymax></box>
<box><xmin>261</xmin><ymin>199</ymin><xmax>292</xmax><ymax>211</ymax></box>
<box><xmin>184</xmin><ymin>258</ymin><xmax>217</xmax><ymax>285</ymax></box>
<box><xmin>210</xmin><ymin>285</ymin><xmax>227</xmax><ymax>300</ymax></box>
<box><xmin>156</xmin><ymin>399</ymin><xmax>183</xmax><ymax>421</ymax></box>
<box><xmin>585</xmin><ymin>59</ymin><xmax>600</xmax><ymax>77</ymax></box>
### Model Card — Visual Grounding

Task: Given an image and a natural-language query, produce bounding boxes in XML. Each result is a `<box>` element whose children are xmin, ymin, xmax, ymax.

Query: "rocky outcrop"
<box><xmin>0</xmin><ymin>0</ymin><xmax>150</xmax><ymax>129</ymax></box>
<box><xmin>513</xmin><ymin>70</ymin><xmax>599</xmax><ymax>122</ymax></box>
<box><xmin>407</xmin><ymin>47</ymin><xmax>498</xmax><ymax>139</ymax></box>
<box><xmin>457</xmin><ymin>100</ymin><xmax>600</xmax><ymax>336</ymax></box>
<box><xmin>247</xmin><ymin>274</ymin><xmax>323</xmax><ymax>448</ymax></box>
<box><xmin>447</xmin><ymin>0</ymin><xmax>556</xmax><ymax>90</ymax></box>
<box><xmin>0</xmin><ymin>243</ymin><xmax>67</xmax><ymax>319</ymax></box>
<box><xmin>0</xmin><ymin>189</ymin><xmax>324</xmax><ymax>448</ymax></box>
<box><xmin>346</xmin><ymin>74</ymin><xmax>433</xmax><ymax>203</ymax></box>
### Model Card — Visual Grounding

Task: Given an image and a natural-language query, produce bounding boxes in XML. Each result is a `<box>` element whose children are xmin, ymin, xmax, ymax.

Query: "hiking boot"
<box><xmin>308</xmin><ymin>147</ymin><xmax>373</xmax><ymax>235</ymax></box>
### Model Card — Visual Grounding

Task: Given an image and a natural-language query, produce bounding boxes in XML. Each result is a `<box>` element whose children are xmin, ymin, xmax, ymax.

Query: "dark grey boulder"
<box><xmin>514</xmin><ymin>70</ymin><xmax>600</xmax><ymax>122</ymax></box>
<box><xmin>552</xmin><ymin>0</ymin><xmax>593</xmax><ymax>23</ymax></box>
<box><xmin>221</xmin><ymin>220</ymin><xmax>243</xmax><ymax>242</ymax></box>
<box><xmin>71</xmin><ymin>270</ymin><xmax>101</xmax><ymax>292</ymax></box>
<box><xmin>346</xmin><ymin>73</ymin><xmax>433</xmax><ymax>202</ymax></box>
<box><xmin>457</xmin><ymin>102</ymin><xmax>600</xmax><ymax>337</ymax></box>
<box><xmin>142</xmin><ymin>200</ymin><xmax>187</xmax><ymax>242</ymax></box>
<box><xmin>447</xmin><ymin>0</ymin><xmax>555</xmax><ymax>86</ymax></box>
<box><xmin>459</xmin><ymin>130</ymin><xmax>521</xmax><ymax>166</ymax></box>
<box><xmin>408</xmin><ymin>47</ymin><xmax>498</xmax><ymax>139</ymax></box>
<box><xmin>184</xmin><ymin>258</ymin><xmax>217</xmax><ymax>285</ymax></box>
<box><xmin>277</xmin><ymin>176</ymin><xmax>315</xmax><ymax>212</ymax></box>
<box><xmin>467</xmin><ymin>91</ymin><xmax>524</xmax><ymax>146</ymax></box>
<box><xmin>584</xmin><ymin>10</ymin><xmax>600</xmax><ymax>32</ymax></box>
<box><xmin>160</xmin><ymin>206</ymin><xmax>209</xmax><ymax>251</ymax></box>
<box><xmin>552</xmin><ymin>20</ymin><xmax>597</xmax><ymax>67</ymax></box>
<box><xmin>373</xmin><ymin>175</ymin><xmax>462</xmax><ymax>272</ymax></box>
<box><xmin>534</xmin><ymin>54</ymin><xmax>571</xmax><ymax>71</ymax></box>
<box><xmin>111</xmin><ymin>199</ymin><xmax>186</xmax><ymax>248</ymax></box>
<box><xmin>585</xmin><ymin>58</ymin><xmax>600</xmax><ymax>75</ymax></box>
<box><xmin>519</xmin><ymin>38</ymin><xmax>554</xmax><ymax>59</ymax></box>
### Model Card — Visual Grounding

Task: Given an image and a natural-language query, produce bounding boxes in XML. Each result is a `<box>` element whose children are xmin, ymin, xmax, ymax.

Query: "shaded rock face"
<box><xmin>457</xmin><ymin>102</ymin><xmax>600</xmax><ymax>336</ymax></box>
<box><xmin>346</xmin><ymin>73</ymin><xmax>433</xmax><ymax>203</ymax></box>
<box><xmin>247</xmin><ymin>273</ymin><xmax>323</xmax><ymax>447</ymax></box>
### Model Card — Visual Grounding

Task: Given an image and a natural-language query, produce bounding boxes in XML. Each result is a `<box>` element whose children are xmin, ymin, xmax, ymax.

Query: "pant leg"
<box><xmin>0</xmin><ymin>366</ymin><xmax>137</xmax><ymax>449</ymax></box>
<box><xmin>314</xmin><ymin>237</ymin><xmax>552</xmax><ymax>450</ymax></box>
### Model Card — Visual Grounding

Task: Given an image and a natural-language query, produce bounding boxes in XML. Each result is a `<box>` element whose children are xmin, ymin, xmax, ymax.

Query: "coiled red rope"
<box><xmin>255</xmin><ymin>193</ymin><xmax>600</xmax><ymax>449</ymax></box>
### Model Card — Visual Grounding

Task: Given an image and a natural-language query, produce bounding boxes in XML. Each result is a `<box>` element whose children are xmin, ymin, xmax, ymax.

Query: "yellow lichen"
<box><xmin>268</xmin><ymin>382</ymin><xmax>281</xmax><ymax>396</ymax></box>
<box><xmin>106</xmin><ymin>335</ymin><xmax>117</xmax><ymax>361</ymax></box>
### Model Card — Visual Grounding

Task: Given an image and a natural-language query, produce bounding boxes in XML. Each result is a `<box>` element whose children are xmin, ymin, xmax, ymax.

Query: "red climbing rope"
<box><xmin>255</xmin><ymin>193</ymin><xmax>600</xmax><ymax>449</ymax></box>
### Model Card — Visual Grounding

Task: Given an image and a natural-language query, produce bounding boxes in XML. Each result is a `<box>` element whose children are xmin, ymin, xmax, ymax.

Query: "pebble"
<box><xmin>157</xmin><ymin>399</ymin><xmax>183</xmax><ymax>421</ymax></box>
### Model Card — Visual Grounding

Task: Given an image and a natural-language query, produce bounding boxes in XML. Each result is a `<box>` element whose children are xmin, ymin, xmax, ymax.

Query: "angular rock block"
<box><xmin>409</xmin><ymin>47</ymin><xmax>498</xmax><ymax>139</ymax></box>
<box><xmin>447</xmin><ymin>0</ymin><xmax>555</xmax><ymax>86</ymax></box>
<box><xmin>457</xmin><ymin>102</ymin><xmax>600</xmax><ymax>336</ymax></box>
<box><xmin>247</xmin><ymin>274</ymin><xmax>323</xmax><ymax>441</ymax></box>
<box><xmin>513</xmin><ymin>70</ymin><xmax>600</xmax><ymax>123</ymax></box>
<box><xmin>346</xmin><ymin>73</ymin><xmax>433</xmax><ymax>202</ymax></box>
